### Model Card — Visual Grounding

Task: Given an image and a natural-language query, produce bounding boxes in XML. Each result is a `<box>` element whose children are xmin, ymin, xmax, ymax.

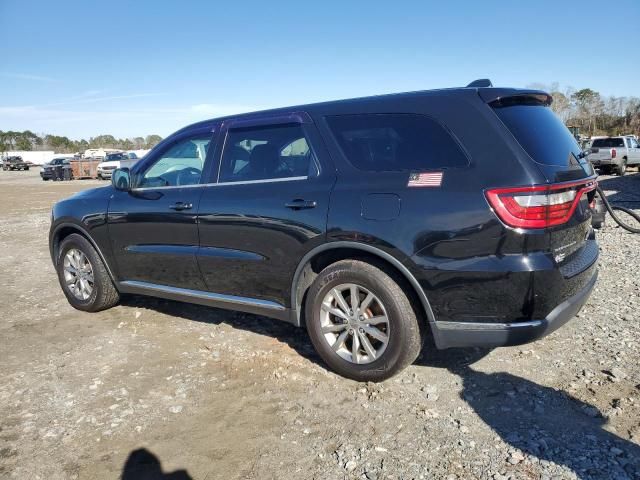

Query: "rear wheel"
<box><xmin>616</xmin><ymin>159</ymin><xmax>627</xmax><ymax>176</ymax></box>
<box><xmin>56</xmin><ymin>234</ymin><xmax>119</xmax><ymax>312</ymax></box>
<box><xmin>305</xmin><ymin>260</ymin><xmax>423</xmax><ymax>382</ymax></box>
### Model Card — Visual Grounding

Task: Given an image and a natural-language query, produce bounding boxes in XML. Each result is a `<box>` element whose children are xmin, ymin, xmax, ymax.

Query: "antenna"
<box><xmin>466</xmin><ymin>79</ymin><xmax>493</xmax><ymax>88</ymax></box>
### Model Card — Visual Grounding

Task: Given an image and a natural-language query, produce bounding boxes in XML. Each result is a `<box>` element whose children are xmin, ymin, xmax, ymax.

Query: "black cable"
<box><xmin>596</xmin><ymin>184</ymin><xmax>640</xmax><ymax>234</ymax></box>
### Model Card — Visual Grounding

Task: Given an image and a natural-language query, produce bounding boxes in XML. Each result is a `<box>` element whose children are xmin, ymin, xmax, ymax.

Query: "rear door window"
<box><xmin>325</xmin><ymin>114</ymin><xmax>468</xmax><ymax>172</ymax></box>
<box><xmin>218</xmin><ymin>124</ymin><xmax>316</xmax><ymax>183</ymax></box>
<box><xmin>492</xmin><ymin>102</ymin><xmax>582</xmax><ymax>166</ymax></box>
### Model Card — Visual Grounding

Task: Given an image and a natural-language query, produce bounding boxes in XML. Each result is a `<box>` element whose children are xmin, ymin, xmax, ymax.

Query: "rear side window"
<box><xmin>219</xmin><ymin>124</ymin><xmax>316</xmax><ymax>183</ymax></box>
<box><xmin>492</xmin><ymin>102</ymin><xmax>582</xmax><ymax>166</ymax></box>
<box><xmin>326</xmin><ymin>114</ymin><xmax>468</xmax><ymax>172</ymax></box>
<box><xmin>592</xmin><ymin>138</ymin><xmax>625</xmax><ymax>148</ymax></box>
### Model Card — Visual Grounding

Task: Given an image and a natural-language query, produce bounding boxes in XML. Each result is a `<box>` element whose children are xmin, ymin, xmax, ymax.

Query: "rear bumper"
<box><xmin>590</xmin><ymin>159</ymin><xmax>616</xmax><ymax>166</ymax></box>
<box><xmin>431</xmin><ymin>269</ymin><xmax>597</xmax><ymax>349</ymax></box>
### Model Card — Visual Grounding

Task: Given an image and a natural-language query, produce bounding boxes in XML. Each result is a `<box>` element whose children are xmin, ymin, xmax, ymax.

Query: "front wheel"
<box><xmin>56</xmin><ymin>234</ymin><xmax>120</xmax><ymax>312</ymax></box>
<box><xmin>305</xmin><ymin>260</ymin><xmax>424</xmax><ymax>382</ymax></box>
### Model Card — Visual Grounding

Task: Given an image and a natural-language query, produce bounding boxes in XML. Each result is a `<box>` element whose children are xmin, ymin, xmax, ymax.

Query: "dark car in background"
<box><xmin>41</xmin><ymin>157</ymin><xmax>72</xmax><ymax>180</ymax></box>
<box><xmin>48</xmin><ymin>81</ymin><xmax>599</xmax><ymax>381</ymax></box>
<box><xmin>2</xmin><ymin>156</ymin><xmax>30</xmax><ymax>171</ymax></box>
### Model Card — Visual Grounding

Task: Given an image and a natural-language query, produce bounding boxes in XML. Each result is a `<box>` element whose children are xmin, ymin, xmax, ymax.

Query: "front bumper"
<box><xmin>97</xmin><ymin>170</ymin><xmax>114</xmax><ymax>178</ymax></box>
<box><xmin>431</xmin><ymin>269</ymin><xmax>597</xmax><ymax>349</ymax></box>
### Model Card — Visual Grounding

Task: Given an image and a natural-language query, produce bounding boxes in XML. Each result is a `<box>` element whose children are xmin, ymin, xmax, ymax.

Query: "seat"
<box><xmin>246</xmin><ymin>144</ymin><xmax>280</xmax><ymax>180</ymax></box>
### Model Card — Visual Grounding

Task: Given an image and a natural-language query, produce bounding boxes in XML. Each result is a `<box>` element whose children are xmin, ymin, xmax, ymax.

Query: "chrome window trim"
<box><xmin>130</xmin><ymin>175</ymin><xmax>309</xmax><ymax>192</ymax></box>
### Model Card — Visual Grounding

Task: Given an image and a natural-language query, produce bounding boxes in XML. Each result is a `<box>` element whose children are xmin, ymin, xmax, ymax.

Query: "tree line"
<box><xmin>2</xmin><ymin>87</ymin><xmax>639</xmax><ymax>154</ymax></box>
<box><xmin>529</xmin><ymin>83</ymin><xmax>640</xmax><ymax>138</ymax></box>
<box><xmin>0</xmin><ymin>131</ymin><xmax>163</xmax><ymax>154</ymax></box>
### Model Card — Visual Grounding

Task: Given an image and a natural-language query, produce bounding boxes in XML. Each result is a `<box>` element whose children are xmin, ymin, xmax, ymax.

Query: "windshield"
<box><xmin>592</xmin><ymin>138</ymin><xmax>625</xmax><ymax>148</ymax></box>
<box><xmin>492</xmin><ymin>103</ymin><xmax>582</xmax><ymax>166</ymax></box>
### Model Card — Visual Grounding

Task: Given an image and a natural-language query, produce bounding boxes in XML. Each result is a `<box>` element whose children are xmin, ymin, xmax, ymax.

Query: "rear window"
<box><xmin>492</xmin><ymin>102</ymin><xmax>582</xmax><ymax>166</ymax></box>
<box><xmin>592</xmin><ymin>138</ymin><xmax>625</xmax><ymax>148</ymax></box>
<box><xmin>326</xmin><ymin>114</ymin><xmax>468</xmax><ymax>172</ymax></box>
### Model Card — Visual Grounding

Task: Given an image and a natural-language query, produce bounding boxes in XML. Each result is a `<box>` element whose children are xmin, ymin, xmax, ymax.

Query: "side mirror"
<box><xmin>112</xmin><ymin>167</ymin><xmax>131</xmax><ymax>191</ymax></box>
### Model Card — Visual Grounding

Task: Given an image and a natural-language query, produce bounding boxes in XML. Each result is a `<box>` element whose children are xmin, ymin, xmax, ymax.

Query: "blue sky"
<box><xmin>1</xmin><ymin>0</ymin><xmax>639</xmax><ymax>139</ymax></box>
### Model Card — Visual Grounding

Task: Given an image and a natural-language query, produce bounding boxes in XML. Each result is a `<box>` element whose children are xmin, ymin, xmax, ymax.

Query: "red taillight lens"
<box><xmin>485</xmin><ymin>180</ymin><xmax>597</xmax><ymax>228</ymax></box>
<box><xmin>611</xmin><ymin>148</ymin><xmax>617</xmax><ymax>158</ymax></box>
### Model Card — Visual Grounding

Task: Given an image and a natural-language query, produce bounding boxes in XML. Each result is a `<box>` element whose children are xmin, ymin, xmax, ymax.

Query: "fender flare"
<box><xmin>290</xmin><ymin>241</ymin><xmax>436</xmax><ymax>328</ymax></box>
<box><xmin>50</xmin><ymin>222</ymin><xmax>117</xmax><ymax>284</ymax></box>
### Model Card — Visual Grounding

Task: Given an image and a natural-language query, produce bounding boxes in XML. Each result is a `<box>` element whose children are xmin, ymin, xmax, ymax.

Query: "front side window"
<box><xmin>326</xmin><ymin>114</ymin><xmax>468</xmax><ymax>172</ymax></box>
<box><xmin>138</xmin><ymin>135</ymin><xmax>211</xmax><ymax>188</ymax></box>
<box><xmin>219</xmin><ymin>123</ymin><xmax>315</xmax><ymax>183</ymax></box>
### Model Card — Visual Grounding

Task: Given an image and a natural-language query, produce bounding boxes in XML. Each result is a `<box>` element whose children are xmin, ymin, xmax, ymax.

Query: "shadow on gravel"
<box><xmin>419</xmin><ymin>348</ymin><xmax>640</xmax><ymax>479</ymax></box>
<box><xmin>121</xmin><ymin>448</ymin><xmax>192</xmax><ymax>479</ymax></box>
<box><xmin>120</xmin><ymin>296</ymin><xmax>321</xmax><ymax>364</ymax></box>
<box><xmin>597</xmin><ymin>171</ymin><xmax>640</xmax><ymax>207</ymax></box>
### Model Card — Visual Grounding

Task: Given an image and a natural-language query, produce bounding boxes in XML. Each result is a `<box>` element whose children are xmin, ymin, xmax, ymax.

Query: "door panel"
<box><xmin>197</xmin><ymin>179</ymin><xmax>332</xmax><ymax>306</ymax></box>
<box><xmin>109</xmin><ymin>187</ymin><xmax>206</xmax><ymax>290</ymax></box>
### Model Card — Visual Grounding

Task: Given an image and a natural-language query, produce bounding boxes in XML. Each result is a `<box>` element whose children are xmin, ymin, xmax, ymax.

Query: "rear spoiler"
<box><xmin>477</xmin><ymin>88</ymin><xmax>552</xmax><ymax>107</ymax></box>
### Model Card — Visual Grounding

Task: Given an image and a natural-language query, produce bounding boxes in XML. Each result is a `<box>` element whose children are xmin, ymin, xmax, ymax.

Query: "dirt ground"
<box><xmin>1</xmin><ymin>169</ymin><xmax>639</xmax><ymax>480</ymax></box>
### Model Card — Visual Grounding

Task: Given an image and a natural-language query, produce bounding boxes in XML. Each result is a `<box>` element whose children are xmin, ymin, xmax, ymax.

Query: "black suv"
<box><xmin>49</xmin><ymin>81</ymin><xmax>599</xmax><ymax>381</ymax></box>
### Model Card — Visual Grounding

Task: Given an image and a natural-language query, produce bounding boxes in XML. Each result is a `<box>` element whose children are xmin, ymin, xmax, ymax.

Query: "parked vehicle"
<box><xmin>588</xmin><ymin>136</ymin><xmax>640</xmax><ymax>175</ymax></box>
<box><xmin>41</xmin><ymin>158</ymin><xmax>72</xmax><ymax>180</ymax></box>
<box><xmin>2</xmin><ymin>156</ymin><xmax>30</xmax><ymax>171</ymax></box>
<box><xmin>97</xmin><ymin>153</ymin><xmax>127</xmax><ymax>180</ymax></box>
<box><xmin>49</xmin><ymin>81</ymin><xmax>599</xmax><ymax>381</ymax></box>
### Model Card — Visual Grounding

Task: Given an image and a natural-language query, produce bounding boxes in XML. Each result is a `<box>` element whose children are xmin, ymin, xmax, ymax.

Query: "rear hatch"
<box><xmin>483</xmin><ymin>91</ymin><xmax>597</xmax><ymax>268</ymax></box>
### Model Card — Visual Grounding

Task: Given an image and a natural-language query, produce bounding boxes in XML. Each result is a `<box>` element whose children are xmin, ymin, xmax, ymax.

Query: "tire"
<box><xmin>617</xmin><ymin>159</ymin><xmax>627</xmax><ymax>176</ymax></box>
<box><xmin>305</xmin><ymin>260</ymin><xmax>424</xmax><ymax>382</ymax></box>
<box><xmin>56</xmin><ymin>233</ymin><xmax>119</xmax><ymax>312</ymax></box>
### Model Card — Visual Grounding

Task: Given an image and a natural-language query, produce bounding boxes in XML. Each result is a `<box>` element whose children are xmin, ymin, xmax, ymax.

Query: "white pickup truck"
<box><xmin>588</xmin><ymin>136</ymin><xmax>640</xmax><ymax>176</ymax></box>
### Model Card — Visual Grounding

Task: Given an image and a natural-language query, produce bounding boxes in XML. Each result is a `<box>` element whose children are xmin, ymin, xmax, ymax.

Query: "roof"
<box><xmin>177</xmin><ymin>84</ymin><xmax>551</xmax><ymax>134</ymax></box>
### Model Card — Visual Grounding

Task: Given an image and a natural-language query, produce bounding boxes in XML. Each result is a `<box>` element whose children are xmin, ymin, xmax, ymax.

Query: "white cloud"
<box><xmin>189</xmin><ymin>103</ymin><xmax>257</xmax><ymax>116</ymax></box>
<box><xmin>0</xmin><ymin>102</ymin><xmax>265</xmax><ymax>139</ymax></box>
<box><xmin>0</xmin><ymin>72</ymin><xmax>57</xmax><ymax>82</ymax></box>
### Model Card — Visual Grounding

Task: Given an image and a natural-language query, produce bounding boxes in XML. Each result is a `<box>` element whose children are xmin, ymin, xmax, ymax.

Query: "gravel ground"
<box><xmin>0</xmin><ymin>169</ymin><xmax>639</xmax><ymax>480</ymax></box>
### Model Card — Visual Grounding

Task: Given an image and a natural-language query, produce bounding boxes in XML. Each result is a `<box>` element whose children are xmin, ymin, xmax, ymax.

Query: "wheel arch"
<box><xmin>290</xmin><ymin>241</ymin><xmax>436</xmax><ymax>329</ymax></box>
<box><xmin>50</xmin><ymin>222</ymin><xmax>117</xmax><ymax>283</ymax></box>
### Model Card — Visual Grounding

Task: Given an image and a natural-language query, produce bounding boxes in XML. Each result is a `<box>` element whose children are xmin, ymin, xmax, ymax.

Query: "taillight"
<box><xmin>485</xmin><ymin>180</ymin><xmax>597</xmax><ymax>228</ymax></box>
<box><xmin>611</xmin><ymin>148</ymin><xmax>617</xmax><ymax>158</ymax></box>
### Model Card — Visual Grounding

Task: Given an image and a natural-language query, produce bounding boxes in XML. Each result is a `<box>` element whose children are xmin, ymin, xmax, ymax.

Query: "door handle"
<box><xmin>285</xmin><ymin>199</ymin><xmax>317</xmax><ymax>210</ymax></box>
<box><xmin>169</xmin><ymin>202</ymin><xmax>193</xmax><ymax>211</ymax></box>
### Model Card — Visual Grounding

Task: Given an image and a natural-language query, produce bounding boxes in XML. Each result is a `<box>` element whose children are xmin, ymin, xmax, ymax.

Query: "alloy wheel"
<box><xmin>319</xmin><ymin>283</ymin><xmax>390</xmax><ymax>364</ymax></box>
<box><xmin>63</xmin><ymin>248</ymin><xmax>94</xmax><ymax>300</ymax></box>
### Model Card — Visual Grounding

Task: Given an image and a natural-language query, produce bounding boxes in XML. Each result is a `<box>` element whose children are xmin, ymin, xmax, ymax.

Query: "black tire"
<box><xmin>616</xmin><ymin>159</ymin><xmax>627</xmax><ymax>176</ymax></box>
<box><xmin>56</xmin><ymin>233</ymin><xmax>120</xmax><ymax>312</ymax></box>
<box><xmin>305</xmin><ymin>260</ymin><xmax>424</xmax><ymax>382</ymax></box>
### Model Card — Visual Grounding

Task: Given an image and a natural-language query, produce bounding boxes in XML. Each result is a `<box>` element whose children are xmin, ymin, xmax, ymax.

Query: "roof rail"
<box><xmin>466</xmin><ymin>79</ymin><xmax>493</xmax><ymax>88</ymax></box>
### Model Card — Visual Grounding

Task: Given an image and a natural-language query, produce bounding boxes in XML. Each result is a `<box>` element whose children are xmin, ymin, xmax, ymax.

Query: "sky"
<box><xmin>1</xmin><ymin>0</ymin><xmax>639</xmax><ymax>140</ymax></box>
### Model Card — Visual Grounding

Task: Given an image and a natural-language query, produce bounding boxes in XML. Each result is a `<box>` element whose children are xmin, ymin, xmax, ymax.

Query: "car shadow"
<box><xmin>418</xmin><ymin>347</ymin><xmax>640</xmax><ymax>479</ymax></box>
<box><xmin>119</xmin><ymin>296</ymin><xmax>321</xmax><ymax>364</ymax></box>
<box><xmin>121</xmin><ymin>448</ymin><xmax>192</xmax><ymax>479</ymax></box>
<box><xmin>597</xmin><ymin>170</ymin><xmax>640</xmax><ymax>207</ymax></box>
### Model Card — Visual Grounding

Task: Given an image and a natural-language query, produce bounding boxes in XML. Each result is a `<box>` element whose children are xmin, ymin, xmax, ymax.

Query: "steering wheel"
<box><xmin>176</xmin><ymin>167</ymin><xmax>202</xmax><ymax>186</ymax></box>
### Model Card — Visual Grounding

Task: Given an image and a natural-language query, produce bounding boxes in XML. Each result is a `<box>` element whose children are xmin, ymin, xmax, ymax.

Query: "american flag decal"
<box><xmin>408</xmin><ymin>171</ymin><xmax>443</xmax><ymax>187</ymax></box>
